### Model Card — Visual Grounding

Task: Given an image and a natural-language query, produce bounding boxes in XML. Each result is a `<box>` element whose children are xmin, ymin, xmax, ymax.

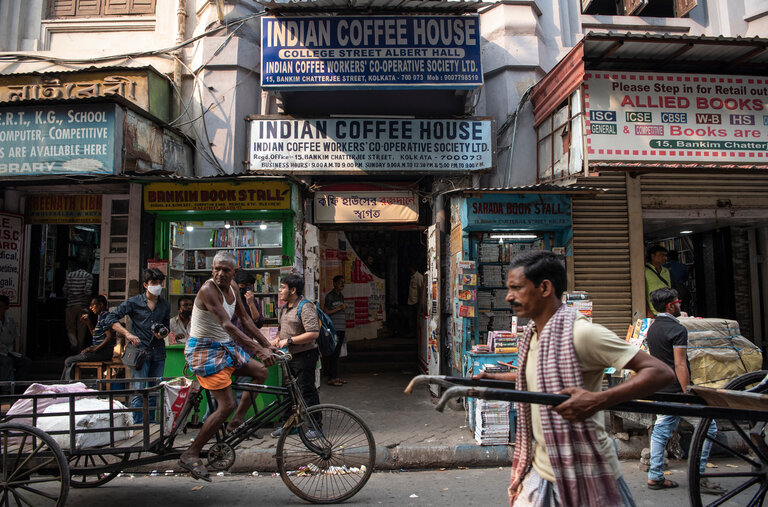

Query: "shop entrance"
<box><xmin>643</xmin><ymin>210</ymin><xmax>768</xmax><ymax>343</ymax></box>
<box><xmin>318</xmin><ymin>226</ymin><xmax>426</xmax><ymax>373</ymax></box>
<box><xmin>25</xmin><ymin>223</ymin><xmax>100</xmax><ymax>363</ymax></box>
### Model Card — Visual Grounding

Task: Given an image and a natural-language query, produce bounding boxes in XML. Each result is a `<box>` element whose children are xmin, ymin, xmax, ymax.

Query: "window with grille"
<box><xmin>49</xmin><ymin>0</ymin><xmax>156</xmax><ymax>18</ymax></box>
<box><xmin>582</xmin><ymin>0</ymin><xmax>697</xmax><ymax>17</ymax></box>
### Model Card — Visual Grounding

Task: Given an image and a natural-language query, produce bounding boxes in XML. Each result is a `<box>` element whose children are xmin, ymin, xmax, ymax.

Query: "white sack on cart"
<box><xmin>6</xmin><ymin>383</ymin><xmax>94</xmax><ymax>426</ymax></box>
<box><xmin>37</xmin><ymin>398</ymin><xmax>134</xmax><ymax>450</ymax></box>
<box><xmin>161</xmin><ymin>377</ymin><xmax>197</xmax><ymax>436</ymax></box>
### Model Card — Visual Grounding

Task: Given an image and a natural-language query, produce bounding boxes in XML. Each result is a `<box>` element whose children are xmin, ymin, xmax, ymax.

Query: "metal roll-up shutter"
<box><xmin>572</xmin><ymin>174</ymin><xmax>632</xmax><ymax>336</ymax></box>
<box><xmin>640</xmin><ymin>173</ymin><xmax>768</xmax><ymax>208</ymax></box>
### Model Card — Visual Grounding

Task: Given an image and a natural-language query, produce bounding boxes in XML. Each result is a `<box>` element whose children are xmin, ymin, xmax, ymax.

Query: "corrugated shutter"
<box><xmin>572</xmin><ymin>174</ymin><xmax>632</xmax><ymax>336</ymax></box>
<box><xmin>640</xmin><ymin>173</ymin><xmax>768</xmax><ymax>208</ymax></box>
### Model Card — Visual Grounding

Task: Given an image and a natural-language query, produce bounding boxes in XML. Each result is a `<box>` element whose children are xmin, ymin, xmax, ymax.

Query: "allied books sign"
<box><xmin>143</xmin><ymin>181</ymin><xmax>291</xmax><ymax>211</ymax></box>
<box><xmin>585</xmin><ymin>72</ymin><xmax>768</xmax><ymax>163</ymax></box>
<box><xmin>261</xmin><ymin>15</ymin><xmax>482</xmax><ymax>89</ymax></box>
<box><xmin>0</xmin><ymin>103</ymin><xmax>118</xmax><ymax>176</ymax></box>
<box><xmin>314</xmin><ymin>190</ymin><xmax>419</xmax><ymax>223</ymax></box>
<box><xmin>249</xmin><ymin>117</ymin><xmax>493</xmax><ymax>173</ymax></box>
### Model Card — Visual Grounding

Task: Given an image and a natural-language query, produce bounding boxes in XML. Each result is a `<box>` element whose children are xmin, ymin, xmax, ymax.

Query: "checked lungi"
<box><xmin>185</xmin><ymin>337</ymin><xmax>251</xmax><ymax>390</ymax></box>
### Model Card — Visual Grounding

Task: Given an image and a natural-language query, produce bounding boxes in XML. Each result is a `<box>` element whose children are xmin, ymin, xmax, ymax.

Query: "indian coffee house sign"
<box><xmin>314</xmin><ymin>190</ymin><xmax>419</xmax><ymax>223</ymax></box>
<box><xmin>143</xmin><ymin>181</ymin><xmax>292</xmax><ymax>212</ymax></box>
<box><xmin>249</xmin><ymin>117</ymin><xmax>494</xmax><ymax>173</ymax></box>
<box><xmin>0</xmin><ymin>213</ymin><xmax>23</xmax><ymax>305</ymax></box>
<box><xmin>585</xmin><ymin>72</ymin><xmax>768</xmax><ymax>163</ymax></box>
<box><xmin>25</xmin><ymin>194</ymin><xmax>102</xmax><ymax>224</ymax></box>
<box><xmin>0</xmin><ymin>103</ymin><xmax>117</xmax><ymax>176</ymax></box>
<box><xmin>261</xmin><ymin>15</ymin><xmax>482</xmax><ymax>89</ymax></box>
<box><xmin>462</xmin><ymin>194</ymin><xmax>571</xmax><ymax>230</ymax></box>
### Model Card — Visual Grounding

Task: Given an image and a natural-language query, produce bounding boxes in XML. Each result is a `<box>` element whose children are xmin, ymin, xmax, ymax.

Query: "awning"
<box><xmin>532</xmin><ymin>32</ymin><xmax>768</xmax><ymax>126</ymax></box>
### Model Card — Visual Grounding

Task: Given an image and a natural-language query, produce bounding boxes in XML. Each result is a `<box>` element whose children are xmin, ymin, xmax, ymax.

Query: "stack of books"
<box><xmin>474</xmin><ymin>363</ymin><xmax>512</xmax><ymax>445</ymax></box>
<box><xmin>488</xmin><ymin>330</ymin><xmax>518</xmax><ymax>353</ymax></box>
<box><xmin>563</xmin><ymin>291</ymin><xmax>592</xmax><ymax>322</ymax></box>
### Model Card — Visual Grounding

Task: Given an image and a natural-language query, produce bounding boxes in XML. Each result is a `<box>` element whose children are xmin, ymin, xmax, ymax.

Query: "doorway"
<box><xmin>26</xmin><ymin>223</ymin><xmax>100</xmax><ymax>362</ymax></box>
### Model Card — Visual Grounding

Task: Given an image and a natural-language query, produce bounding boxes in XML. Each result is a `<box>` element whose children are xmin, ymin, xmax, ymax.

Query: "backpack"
<box><xmin>297</xmin><ymin>299</ymin><xmax>339</xmax><ymax>357</ymax></box>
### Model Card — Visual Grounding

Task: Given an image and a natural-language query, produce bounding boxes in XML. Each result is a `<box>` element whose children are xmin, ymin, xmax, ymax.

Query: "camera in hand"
<box><xmin>151</xmin><ymin>322</ymin><xmax>169</xmax><ymax>337</ymax></box>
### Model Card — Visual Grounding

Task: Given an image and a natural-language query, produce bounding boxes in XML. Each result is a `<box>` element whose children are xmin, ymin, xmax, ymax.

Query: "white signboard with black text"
<box><xmin>314</xmin><ymin>190</ymin><xmax>418</xmax><ymax>223</ymax></box>
<box><xmin>249</xmin><ymin>117</ymin><xmax>493</xmax><ymax>174</ymax></box>
<box><xmin>585</xmin><ymin>72</ymin><xmax>768</xmax><ymax>163</ymax></box>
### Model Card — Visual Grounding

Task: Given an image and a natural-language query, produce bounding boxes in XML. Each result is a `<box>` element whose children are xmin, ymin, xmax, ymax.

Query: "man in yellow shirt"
<box><xmin>476</xmin><ymin>250</ymin><xmax>673</xmax><ymax>506</ymax></box>
<box><xmin>645</xmin><ymin>245</ymin><xmax>671</xmax><ymax>317</ymax></box>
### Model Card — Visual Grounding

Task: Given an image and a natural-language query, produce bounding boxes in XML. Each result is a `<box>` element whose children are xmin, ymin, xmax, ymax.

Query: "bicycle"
<box><xmin>0</xmin><ymin>351</ymin><xmax>376</xmax><ymax>505</ymax></box>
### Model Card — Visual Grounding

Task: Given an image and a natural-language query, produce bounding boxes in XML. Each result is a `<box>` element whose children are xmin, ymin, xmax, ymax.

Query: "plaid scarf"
<box><xmin>509</xmin><ymin>304</ymin><xmax>622</xmax><ymax>506</ymax></box>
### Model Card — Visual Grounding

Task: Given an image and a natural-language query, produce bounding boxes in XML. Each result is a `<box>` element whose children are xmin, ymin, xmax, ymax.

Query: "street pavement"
<box><xmin>61</xmin><ymin>457</ymin><xmax>750</xmax><ymax>506</ymax></box>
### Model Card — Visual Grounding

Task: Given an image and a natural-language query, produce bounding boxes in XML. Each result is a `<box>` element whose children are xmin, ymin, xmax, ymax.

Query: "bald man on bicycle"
<box><xmin>179</xmin><ymin>251</ymin><xmax>276</xmax><ymax>481</ymax></box>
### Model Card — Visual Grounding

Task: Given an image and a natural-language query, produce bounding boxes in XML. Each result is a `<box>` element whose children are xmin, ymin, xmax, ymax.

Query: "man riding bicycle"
<box><xmin>179</xmin><ymin>251</ymin><xmax>276</xmax><ymax>481</ymax></box>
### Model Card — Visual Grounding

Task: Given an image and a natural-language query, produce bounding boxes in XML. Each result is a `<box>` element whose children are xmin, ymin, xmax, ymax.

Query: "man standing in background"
<box><xmin>407</xmin><ymin>264</ymin><xmax>425</xmax><ymax>338</ymax></box>
<box><xmin>645</xmin><ymin>245</ymin><xmax>671</xmax><ymax>317</ymax></box>
<box><xmin>323</xmin><ymin>275</ymin><xmax>347</xmax><ymax>386</ymax></box>
<box><xmin>63</xmin><ymin>259</ymin><xmax>94</xmax><ymax>353</ymax></box>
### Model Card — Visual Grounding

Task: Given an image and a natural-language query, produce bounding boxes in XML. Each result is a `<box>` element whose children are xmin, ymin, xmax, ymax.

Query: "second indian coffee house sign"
<box><xmin>585</xmin><ymin>71</ymin><xmax>768</xmax><ymax>163</ymax></box>
<box><xmin>261</xmin><ymin>15</ymin><xmax>482</xmax><ymax>89</ymax></box>
<box><xmin>249</xmin><ymin>117</ymin><xmax>494</xmax><ymax>174</ymax></box>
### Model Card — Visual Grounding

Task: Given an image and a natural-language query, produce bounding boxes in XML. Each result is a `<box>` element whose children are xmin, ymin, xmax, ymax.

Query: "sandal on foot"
<box><xmin>647</xmin><ymin>479</ymin><xmax>678</xmax><ymax>490</ymax></box>
<box><xmin>178</xmin><ymin>458</ymin><xmax>212</xmax><ymax>482</ymax></box>
<box><xmin>327</xmin><ymin>379</ymin><xmax>343</xmax><ymax>387</ymax></box>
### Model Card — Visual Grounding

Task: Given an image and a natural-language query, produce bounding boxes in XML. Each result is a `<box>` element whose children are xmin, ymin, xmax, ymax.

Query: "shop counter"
<box><xmin>164</xmin><ymin>344</ymin><xmax>282</xmax><ymax>421</ymax></box>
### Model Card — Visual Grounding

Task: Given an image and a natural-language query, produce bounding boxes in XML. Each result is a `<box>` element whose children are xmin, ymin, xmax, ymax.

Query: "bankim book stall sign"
<box><xmin>261</xmin><ymin>15</ymin><xmax>482</xmax><ymax>89</ymax></box>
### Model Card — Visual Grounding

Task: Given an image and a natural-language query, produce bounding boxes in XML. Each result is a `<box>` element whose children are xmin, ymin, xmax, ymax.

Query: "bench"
<box><xmin>74</xmin><ymin>360</ymin><xmax>129</xmax><ymax>389</ymax></box>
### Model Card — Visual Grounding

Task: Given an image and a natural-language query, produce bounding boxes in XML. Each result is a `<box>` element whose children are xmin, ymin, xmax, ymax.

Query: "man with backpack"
<box><xmin>271</xmin><ymin>274</ymin><xmax>321</xmax><ymax>438</ymax></box>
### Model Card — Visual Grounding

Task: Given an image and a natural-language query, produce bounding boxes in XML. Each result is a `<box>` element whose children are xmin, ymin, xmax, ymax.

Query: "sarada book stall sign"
<box><xmin>143</xmin><ymin>181</ymin><xmax>291</xmax><ymax>211</ymax></box>
<box><xmin>0</xmin><ymin>213</ymin><xmax>24</xmax><ymax>305</ymax></box>
<box><xmin>462</xmin><ymin>194</ymin><xmax>571</xmax><ymax>230</ymax></box>
<box><xmin>314</xmin><ymin>191</ymin><xmax>419</xmax><ymax>223</ymax></box>
<box><xmin>0</xmin><ymin>104</ymin><xmax>117</xmax><ymax>176</ymax></box>
<box><xmin>585</xmin><ymin>72</ymin><xmax>768</xmax><ymax>163</ymax></box>
<box><xmin>261</xmin><ymin>15</ymin><xmax>482</xmax><ymax>89</ymax></box>
<box><xmin>25</xmin><ymin>194</ymin><xmax>102</xmax><ymax>224</ymax></box>
<box><xmin>249</xmin><ymin>117</ymin><xmax>493</xmax><ymax>174</ymax></box>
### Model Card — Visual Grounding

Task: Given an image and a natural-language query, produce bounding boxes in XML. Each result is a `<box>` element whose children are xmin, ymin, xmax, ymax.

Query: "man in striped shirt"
<box><xmin>62</xmin><ymin>260</ymin><xmax>94</xmax><ymax>352</ymax></box>
<box><xmin>61</xmin><ymin>295</ymin><xmax>115</xmax><ymax>380</ymax></box>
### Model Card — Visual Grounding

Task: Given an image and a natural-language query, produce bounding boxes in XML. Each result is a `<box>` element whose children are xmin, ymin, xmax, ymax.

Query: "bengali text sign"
<box><xmin>586</xmin><ymin>72</ymin><xmax>768</xmax><ymax>163</ymax></box>
<box><xmin>314</xmin><ymin>191</ymin><xmax>419</xmax><ymax>223</ymax></box>
<box><xmin>261</xmin><ymin>15</ymin><xmax>482</xmax><ymax>89</ymax></box>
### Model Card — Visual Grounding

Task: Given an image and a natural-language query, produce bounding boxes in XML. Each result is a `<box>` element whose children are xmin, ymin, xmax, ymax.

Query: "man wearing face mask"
<box><xmin>104</xmin><ymin>268</ymin><xmax>171</xmax><ymax>423</ymax></box>
<box><xmin>168</xmin><ymin>296</ymin><xmax>194</xmax><ymax>345</ymax></box>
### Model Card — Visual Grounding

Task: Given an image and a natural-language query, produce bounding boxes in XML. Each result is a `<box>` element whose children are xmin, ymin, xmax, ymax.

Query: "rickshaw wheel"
<box><xmin>0</xmin><ymin>422</ymin><xmax>69</xmax><ymax>507</ymax></box>
<box><xmin>206</xmin><ymin>442</ymin><xmax>235</xmax><ymax>471</ymax></box>
<box><xmin>688</xmin><ymin>370</ymin><xmax>768</xmax><ymax>507</ymax></box>
<box><xmin>69</xmin><ymin>452</ymin><xmax>130</xmax><ymax>488</ymax></box>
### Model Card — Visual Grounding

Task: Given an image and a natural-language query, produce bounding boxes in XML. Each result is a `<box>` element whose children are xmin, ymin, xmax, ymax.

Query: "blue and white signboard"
<box><xmin>249</xmin><ymin>117</ymin><xmax>493</xmax><ymax>174</ymax></box>
<box><xmin>261</xmin><ymin>15</ymin><xmax>482</xmax><ymax>89</ymax></box>
<box><xmin>462</xmin><ymin>194</ymin><xmax>572</xmax><ymax>230</ymax></box>
<box><xmin>0</xmin><ymin>103</ymin><xmax>117</xmax><ymax>176</ymax></box>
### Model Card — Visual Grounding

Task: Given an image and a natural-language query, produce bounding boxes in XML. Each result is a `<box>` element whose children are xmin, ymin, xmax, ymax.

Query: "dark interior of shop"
<box><xmin>26</xmin><ymin>224</ymin><xmax>100</xmax><ymax>376</ymax></box>
<box><xmin>644</xmin><ymin>219</ymin><xmax>756</xmax><ymax>340</ymax></box>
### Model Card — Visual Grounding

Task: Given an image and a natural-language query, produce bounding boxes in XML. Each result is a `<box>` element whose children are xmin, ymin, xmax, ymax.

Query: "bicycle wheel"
<box><xmin>69</xmin><ymin>451</ymin><xmax>130</xmax><ymax>488</ymax></box>
<box><xmin>0</xmin><ymin>422</ymin><xmax>70</xmax><ymax>507</ymax></box>
<box><xmin>688</xmin><ymin>370</ymin><xmax>768</xmax><ymax>507</ymax></box>
<box><xmin>276</xmin><ymin>404</ymin><xmax>375</xmax><ymax>504</ymax></box>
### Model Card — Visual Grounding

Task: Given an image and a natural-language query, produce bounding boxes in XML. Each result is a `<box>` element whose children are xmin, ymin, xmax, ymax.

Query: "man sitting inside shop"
<box><xmin>61</xmin><ymin>295</ymin><xmax>116</xmax><ymax>380</ymax></box>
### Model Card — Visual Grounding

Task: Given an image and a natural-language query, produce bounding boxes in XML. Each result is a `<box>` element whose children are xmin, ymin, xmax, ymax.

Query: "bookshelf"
<box><xmin>167</xmin><ymin>220</ymin><xmax>289</xmax><ymax>319</ymax></box>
